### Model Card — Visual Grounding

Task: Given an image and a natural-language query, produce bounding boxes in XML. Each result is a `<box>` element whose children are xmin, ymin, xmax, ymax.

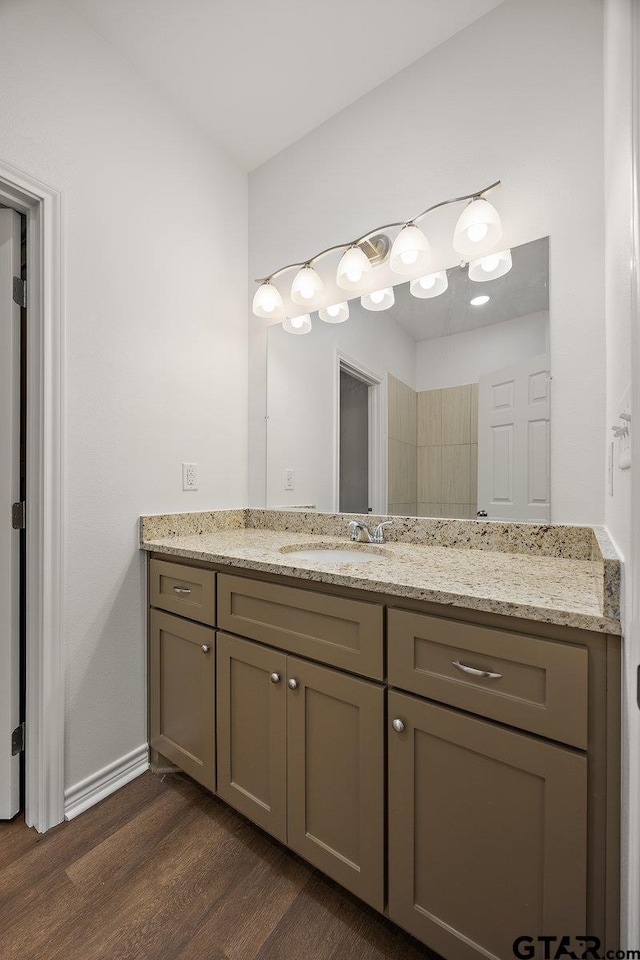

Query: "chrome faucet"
<box><xmin>348</xmin><ymin>520</ymin><xmax>393</xmax><ymax>545</ymax></box>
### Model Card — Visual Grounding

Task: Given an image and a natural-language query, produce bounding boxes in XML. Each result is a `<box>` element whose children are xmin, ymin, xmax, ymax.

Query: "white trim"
<box><xmin>64</xmin><ymin>745</ymin><xmax>149</xmax><ymax>822</ymax></box>
<box><xmin>333</xmin><ymin>350</ymin><xmax>386</xmax><ymax>515</ymax></box>
<box><xmin>0</xmin><ymin>158</ymin><xmax>65</xmax><ymax>833</ymax></box>
<box><xmin>623</xmin><ymin>0</ymin><xmax>640</xmax><ymax>946</ymax></box>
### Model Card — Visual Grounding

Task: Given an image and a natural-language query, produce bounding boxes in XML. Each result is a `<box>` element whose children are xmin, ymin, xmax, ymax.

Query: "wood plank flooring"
<box><xmin>0</xmin><ymin>772</ymin><xmax>436</xmax><ymax>960</ymax></box>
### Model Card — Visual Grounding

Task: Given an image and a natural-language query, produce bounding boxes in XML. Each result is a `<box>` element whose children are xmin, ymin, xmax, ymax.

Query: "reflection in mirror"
<box><xmin>266</xmin><ymin>237</ymin><xmax>549</xmax><ymax>522</ymax></box>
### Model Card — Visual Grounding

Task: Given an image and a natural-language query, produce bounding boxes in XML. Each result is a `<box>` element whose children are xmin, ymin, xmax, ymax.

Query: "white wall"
<box><xmin>249</xmin><ymin>0</ymin><xmax>605</xmax><ymax>524</ymax></box>
<box><xmin>604</xmin><ymin>0</ymin><xmax>638</xmax><ymax>946</ymax></box>
<box><xmin>416</xmin><ymin>312</ymin><xmax>549</xmax><ymax>392</ymax></box>
<box><xmin>0</xmin><ymin>0</ymin><xmax>248</xmax><ymax>791</ymax></box>
<box><xmin>266</xmin><ymin>303</ymin><xmax>415</xmax><ymax>511</ymax></box>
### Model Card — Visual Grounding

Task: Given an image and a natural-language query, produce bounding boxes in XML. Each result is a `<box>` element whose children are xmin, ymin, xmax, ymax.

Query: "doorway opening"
<box><xmin>0</xmin><ymin>161</ymin><xmax>64</xmax><ymax>833</ymax></box>
<box><xmin>335</xmin><ymin>356</ymin><xmax>385</xmax><ymax>516</ymax></box>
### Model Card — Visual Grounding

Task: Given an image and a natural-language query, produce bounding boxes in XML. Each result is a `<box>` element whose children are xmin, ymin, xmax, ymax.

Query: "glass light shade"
<box><xmin>409</xmin><ymin>270</ymin><xmax>448</xmax><ymax>299</ymax></box>
<box><xmin>453</xmin><ymin>198</ymin><xmax>502</xmax><ymax>256</ymax></box>
<box><xmin>361</xmin><ymin>287</ymin><xmax>395</xmax><ymax>312</ymax></box>
<box><xmin>282</xmin><ymin>314</ymin><xmax>312</xmax><ymax>335</ymax></box>
<box><xmin>336</xmin><ymin>245</ymin><xmax>373</xmax><ymax>291</ymax></box>
<box><xmin>252</xmin><ymin>281</ymin><xmax>284</xmax><ymax>319</ymax></box>
<box><xmin>290</xmin><ymin>265</ymin><xmax>324</xmax><ymax>307</ymax></box>
<box><xmin>319</xmin><ymin>302</ymin><xmax>349</xmax><ymax>324</ymax></box>
<box><xmin>390</xmin><ymin>225</ymin><xmax>431</xmax><ymax>275</ymax></box>
<box><xmin>470</xmin><ymin>295</ymin><xmax>490</xmax><ymax>306</ymax></box>
<box><xmin>468</xmin><ymin>248</ymin><xmax>512</xmax><ymax>282</ymax></box>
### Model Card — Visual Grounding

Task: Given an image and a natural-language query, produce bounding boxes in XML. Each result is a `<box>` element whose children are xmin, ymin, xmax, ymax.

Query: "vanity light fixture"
<box><xmin>282</xmin><ymin>314</ymin><xmax>312</xmax><ymax>335</ymax></box>
<box><xmin>291</xmin><ymin>264</ymin><xmax>324</xmax><ymax>307</ymax></box>
<box><xmin>453</xmin><ymin>197</ymin><xmax>503</xmax><ymax>257</ymax></box>
<box><xmin>468</xmin><ymin>248</ymin><xmax>512</xmax><ymax>282</ymax></box>
<box><xmin>253</xmin><ymin>180</ymin><xmax>502</xmax><ymax>327</ymax></box>
<box><xmin>252</xmin><ymin>281</ymin><xmax>285</xmax><ymax>320</ymax></box>
<box><xmin>361</xmin><ymin>287</ymin><xmax>395</xmax><ymax>311</ymax></box>
<box><xmin>389</xmin><ymin>224</ymin><xmax>431</xmax><ymax>275</ymax></box>
<box><xmin>319</xmin><ymin>302</ymin><xmax>349</xmax><ymax>324</ymax></box>
<box><xmin>336</xmin><ymin>245</ymin><xmax>373</xmax><ymax>291</ymax></box>
<box><xmin>409</xmin><ymin>270</ymin><xmax>448</xmax><ymax>299</ymax></box>
<box><xmin>470</xmin><ymin>295</ymin><xmax>490</xmax><ymax>306</ymax></box>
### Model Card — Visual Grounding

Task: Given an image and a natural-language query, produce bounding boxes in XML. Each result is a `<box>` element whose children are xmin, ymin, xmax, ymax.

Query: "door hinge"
<box><xmin>11</xmin><ymin>722</ymin><xmax>25</xmax><ymax>756</ymax></box>
<box><xmin>12</xmin><ymin>502</ymin><xmax>25</xmax><ymax>530</ymax></box>
<box><xmin>12</xmin><ymin>276</ymin><xmax>26</xmax><ymax>308</ymax></box>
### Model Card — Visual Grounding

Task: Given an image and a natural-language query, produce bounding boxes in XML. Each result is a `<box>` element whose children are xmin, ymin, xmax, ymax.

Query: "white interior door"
<box><xmin>477</xmin><ymin>353</ymin><xmax>551</xmax><ymax>522</ymax></box>
<box><xmin>0</xmin><ymin>208</ymin><xmax>21</xmax><ymax>819</ymax></box>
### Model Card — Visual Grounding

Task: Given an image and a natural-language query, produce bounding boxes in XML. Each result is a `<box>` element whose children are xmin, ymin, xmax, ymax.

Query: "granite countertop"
<box><xmin>140</xmin><ymin>510</ymin><xmax>622</xmax><ymax>635</ymax></box>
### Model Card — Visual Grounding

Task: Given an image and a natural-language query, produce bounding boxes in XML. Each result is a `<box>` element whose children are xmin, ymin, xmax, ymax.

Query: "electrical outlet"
<box><xmin>182</xmin><ymin>462</ymin><xmax>198</xmax><ymax>491</ymax></box>
<box><xmin>285</xmin><ymin>468</ymin><xmax>294</xmax><ymax>491</ymax></box>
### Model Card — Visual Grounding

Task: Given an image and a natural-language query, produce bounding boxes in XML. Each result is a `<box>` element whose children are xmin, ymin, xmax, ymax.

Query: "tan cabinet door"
<box><xmin>388</xmin><ymin>690</ymin><xmax>587</xmax><ymax>960</ymax></box>
<box><xmin>287</xmin><ymin>656</ymin><xmax>384</xmax><ymax>912</ymax></box>
<box><xmin>149</xmin><ymin>609</ymin><xmax>215</xmax><ymax>791</ymax></box>
<box><xmin>216</xmin><ymin>632</ymin><xmax>287</xmax><ymax>841</ymax></box>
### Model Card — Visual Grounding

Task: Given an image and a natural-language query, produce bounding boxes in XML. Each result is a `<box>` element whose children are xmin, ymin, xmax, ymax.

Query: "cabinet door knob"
<box><xmin>288</xmin><ymin>678</ymin><xmax>299</xmax><ymax>690</ymax></box>
<box><xmin>392</xmin><ymin>718</ymin><xmax>405</xmax><ymax>733</ymax></box>
<box><xmin>270</xmin><ymin>672</ymin><xmax>281</xmax><ymax>684</ymax></box>
<box><xmin>201</xmin><ymin>645</ymin><xmax>210</xmax><ymax>653</ymax></box>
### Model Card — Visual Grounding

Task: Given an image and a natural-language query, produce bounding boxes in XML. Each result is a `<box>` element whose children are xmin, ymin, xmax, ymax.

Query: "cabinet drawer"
<box><xmin>217</xmin><ymin>574</ymin><xmax>384</xmax><ymax>680</ymax></box>
<box><xmin>149</xmin><ymin>558</ymin><xmax>215</xmax><ymax>626</ymax></box>
<box><xmin>388</xmin><ymin>609</ymin><xmax>588</xmax><ymax>749</ymax></box>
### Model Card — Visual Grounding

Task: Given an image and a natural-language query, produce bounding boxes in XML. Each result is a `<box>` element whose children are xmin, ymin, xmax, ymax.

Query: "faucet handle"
<box><xmin>348</xmin><ymin>520</ymin><xmax>371</xmax><ymax>542</ymax></box>
<box><xmin>372</xmin><ymin>520</ymin><xmax>393</xmax><ymax>544</ymax></box>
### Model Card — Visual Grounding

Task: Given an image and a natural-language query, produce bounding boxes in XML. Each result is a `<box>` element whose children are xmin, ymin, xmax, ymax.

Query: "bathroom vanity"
<box><xmin>141</xmin><ymin>509</ymin><xmax>621</xmax><ymax>960</ymax></box>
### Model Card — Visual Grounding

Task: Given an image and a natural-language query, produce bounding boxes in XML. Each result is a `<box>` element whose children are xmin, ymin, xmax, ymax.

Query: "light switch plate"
<box><xmin>182</xmin><ymin>462</ymin><xmax>198</xmax><ymax>491</ymax></box>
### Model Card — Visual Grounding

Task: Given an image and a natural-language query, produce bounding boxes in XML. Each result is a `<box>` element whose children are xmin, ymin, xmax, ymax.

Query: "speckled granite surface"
<box><xmin>140</xmin><ymin>509</ymin><xmax>621</xmax><ymax>635</ymax></box>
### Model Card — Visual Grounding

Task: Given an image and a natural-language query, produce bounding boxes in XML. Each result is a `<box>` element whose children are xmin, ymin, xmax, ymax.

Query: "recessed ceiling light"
<box><xmin>470</xmin><ymin>295</ymin><xmax>490</xmax><ymax>306</ymax></box>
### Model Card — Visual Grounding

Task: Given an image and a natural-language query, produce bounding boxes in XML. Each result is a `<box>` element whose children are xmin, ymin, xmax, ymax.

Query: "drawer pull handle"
<box><xmin>392</xmin><ymin>718</ymin><xmax>405</xmax><ymax>733</ymax></box>
<box><xmin>201</xmin><ymin>645</ymin><xmax>210</xmax><ymax>654</ymax></box>
<box><xmin>288</xmin><ymin>678</ymin><xmax>299</xmax><ymax>690</ymax></box>
<box><xmin>173</xmin><ymin>586</ymin><xmax>191</xmax><ymax>595</ymax></box>
<box><xmin>270</xmin><ymin>673</ymin><xmax>281</xmax><ymax>684</ymax></box>
<box><xmin>452</xmin><ymin>660</ymin><xmax>502</xmax><ymax>680</ymax></box>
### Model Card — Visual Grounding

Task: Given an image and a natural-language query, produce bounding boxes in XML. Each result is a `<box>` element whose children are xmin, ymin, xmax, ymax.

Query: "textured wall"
<box><xmin>0</xmin><ymin>0</ymin><xmax>248</xmax><ymax>791</ymax></box>
<box><xmin>249</xmin><ymin>0</ymin><xmax>605</xmax><ymax>524</ymax></box>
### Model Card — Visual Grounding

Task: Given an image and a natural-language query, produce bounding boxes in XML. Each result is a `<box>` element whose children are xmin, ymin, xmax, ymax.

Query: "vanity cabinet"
<box><xmin>216</xmin><ymin>631</ymin><xmax>385</xmax><ymax>911</ymax></box>
<box><xmin>149</xmin><ymin>608</ymin><xmax>215</xmax><ymax>791</ymax></box>
<box><xmin>147</xmin><ymin>555</ymin><xmax>620</xmax><ymax>957</ymax></box>
<box><xmin>388</xmin><ymin>690</ymin><xmax>588</xmax><ymax>960</ymax></box>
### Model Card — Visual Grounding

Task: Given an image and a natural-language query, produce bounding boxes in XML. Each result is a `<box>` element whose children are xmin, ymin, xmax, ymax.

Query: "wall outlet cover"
<box><xmin>285</xmin><ymin>468</ymin><xmax>294</xmax><ymax>491</ymax></box>
<box><xmin>182</xmin><ymin>462</ymin><xmax>198</xmax><ymax>491</ymax></box>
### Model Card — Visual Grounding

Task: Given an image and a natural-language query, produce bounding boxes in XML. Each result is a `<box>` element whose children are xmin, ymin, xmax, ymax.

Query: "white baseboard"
<box><xmin>64</xmin><ymin>744</ymin><xmax>149</xmax><ymax>821</ymax></box>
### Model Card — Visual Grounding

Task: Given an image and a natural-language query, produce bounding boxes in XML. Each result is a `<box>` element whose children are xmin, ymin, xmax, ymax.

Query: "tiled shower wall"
<box><xmin>388</xmin><ymin>376</ymin><xmax>478</xmax><ymax>519</ymax></box>
<box><xmin>417</xmin><ymin>383</ymin><xmax>478</xmax><ymax>519</ymax></box>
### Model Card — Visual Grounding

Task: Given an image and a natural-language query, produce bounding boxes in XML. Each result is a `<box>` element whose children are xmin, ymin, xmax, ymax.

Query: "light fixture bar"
<box><xmin>253</xmin><ymin>180</ymin><xmax>501</xmax><ymax>284</ymax></box>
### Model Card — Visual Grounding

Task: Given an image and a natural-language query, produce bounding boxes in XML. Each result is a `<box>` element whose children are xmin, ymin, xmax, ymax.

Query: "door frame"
<box><xmin>333</xmin><ymin>350</ymin><xmax>386</xmax><ymax>515</ymax></box>
<box><xmin>0</xmin><ymin>158</ymin><xmax>65</xmax><ymax>833</ymax></box>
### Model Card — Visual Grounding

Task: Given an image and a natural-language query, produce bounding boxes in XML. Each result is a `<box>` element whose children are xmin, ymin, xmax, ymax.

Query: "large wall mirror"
<box><xmin>266</xmin><ymin>236</ymin><xmax>549</xmax><ymax>521</ymax></box>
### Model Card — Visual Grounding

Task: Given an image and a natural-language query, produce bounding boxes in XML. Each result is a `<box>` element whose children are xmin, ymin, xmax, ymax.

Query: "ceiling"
<box><xmin>64</xmin><ymin>0</ymin><xmax>506</xmax><ymax>171</ymax></box>
<box><xmin>384</xmin><ymin>237</ymin><xmax>550</xmax><ymax>342</ymax></box>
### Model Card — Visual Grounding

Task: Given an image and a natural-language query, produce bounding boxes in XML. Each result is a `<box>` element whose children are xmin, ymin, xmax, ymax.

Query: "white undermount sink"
<box><xmin>279</xmin><ymin>544</ymin><xmax>388</xmax><ymax>563</ymax></box>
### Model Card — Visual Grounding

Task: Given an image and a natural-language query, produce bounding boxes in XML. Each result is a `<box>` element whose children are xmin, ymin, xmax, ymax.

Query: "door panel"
<box><xmin>478</xmin><ymin>353</ymin><xmax>550</xmax><ymax>521</ymax></box>
<box><xmin>0</xmin><ymin>210</ymin><xmax>21</xmax><ymax>819</ymax></box>
<box><xmin>388</xmin><ymin>691</ymin><xmax>587</xmax><ymax>960</ymax></box>
<box><xmin>149</xmin><ymin>609</ymin><xmax>215</xmax><ymax>791</ymax></box>
<box><xmin>287</xmin><ymin>656</ymin><xmax>384</xmax><ymax>911</ymax></box>
<box><xmin>216</xmin><ymin>633</ymin><xmax>287</xmax><ymax>841</ymax></box>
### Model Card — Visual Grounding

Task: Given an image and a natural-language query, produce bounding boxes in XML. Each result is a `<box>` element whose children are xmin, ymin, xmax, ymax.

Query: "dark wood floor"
<box><xmin>0</xmin><ymin>772</ymin><xmax>435</xmax><ymax>960</ymax></box>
